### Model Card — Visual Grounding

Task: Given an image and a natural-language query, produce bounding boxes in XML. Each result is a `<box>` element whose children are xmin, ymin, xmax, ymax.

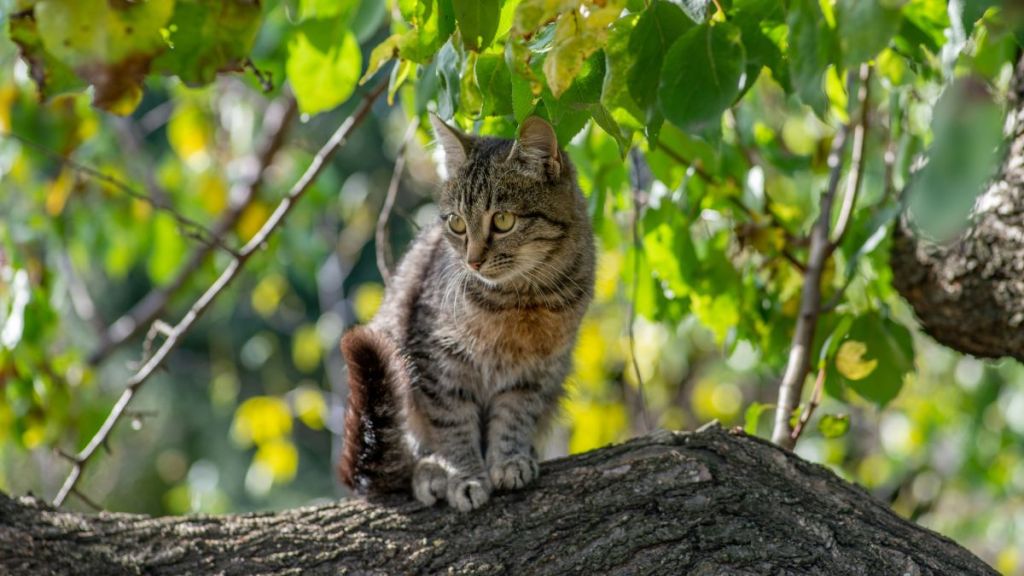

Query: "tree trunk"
<box><xmin>891</xmin><ymin>60</ymin><xmax>1024</xmax><ymax>361</ymax></box>
<box><xmin>0</xmin><ymin>425</ymin><xmax>994</xmax><ymax>575</ymax></box>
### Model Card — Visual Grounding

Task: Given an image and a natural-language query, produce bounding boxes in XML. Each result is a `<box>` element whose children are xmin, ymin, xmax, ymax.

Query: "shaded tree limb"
<box><xmin>772</xmin><ymin>64</ymin><xmax>872</xmax><ymax>448</ymax></box>
<box><xmin>891</xmin><ymin>58</ymin><xmax>1024</xmax><ymax>360</ymax></box>
<box><xmin>86</xmin><ymin>94</ymin><xmax>299</xmax><ymax>365</ymax></box>
<box><xmin>51</xmin><ymin>82</ymin><xmax>387</xmax><ymax>507</ymax></box>
<box><xmin>3</xmin><ymin>425</ymin><xmax>995</xmax><ymax>575</ymax></box>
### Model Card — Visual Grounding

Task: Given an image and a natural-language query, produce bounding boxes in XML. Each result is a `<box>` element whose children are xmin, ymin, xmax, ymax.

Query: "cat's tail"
<box><xmin>338</xmin><ymin>326</ymin><xmax>413</xmax><ymax>494</ymax></box>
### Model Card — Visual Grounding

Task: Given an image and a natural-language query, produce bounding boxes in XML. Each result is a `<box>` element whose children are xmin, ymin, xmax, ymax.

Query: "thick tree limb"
<box><xmin>892</xmin><ymin>60</ymin><xmax>1024</xmax><ymax>360</ymax></box>
<box><xmin>52</xmin><ymin>83</ymin><xmax>387</xmax><ymax>507</ymax></box>
<box><xmin>2</xmin><ymin>426</ymin><xmax>995</xmax><ymax>575</ymax></box>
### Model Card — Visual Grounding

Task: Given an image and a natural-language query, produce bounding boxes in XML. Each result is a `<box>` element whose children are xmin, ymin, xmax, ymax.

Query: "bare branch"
<box><xmin>829</xmin><ymin>64</ymin><xmax>873</xmax><ymax>253</ymax></box>
<box><xmin>627</xmin><ymin>149</ymin><xmax>652</xmax><ymax>433</ymax></box>
<box><xmin>87</xmin><ymin>95</ymin><xmax>299</xmax><ymax>365</ymax></box>
<box><xmin>771</xmin><ymin>66</ymin><xmax>873</xmax><ymax>449</ymax></box>
<box><xmin>52</xmin><ymin>81</ymin><xmax>387</xmax><ymax>507</ymax></box>
<box><xmin>376</xmin><ymin>117</ymin><xmax>420</xmax><ymax>285</ymax></box>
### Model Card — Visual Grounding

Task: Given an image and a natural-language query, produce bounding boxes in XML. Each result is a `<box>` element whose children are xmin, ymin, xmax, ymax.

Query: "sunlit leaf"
<box><xmin>287</xmin><ymin>20</ymin><xmax>362</xmax><ymax>115</ymax></box>
<box><xmin>817</xmin><ymin>413</ymin><xmax>850</xmax><ymax>438</ymax></box>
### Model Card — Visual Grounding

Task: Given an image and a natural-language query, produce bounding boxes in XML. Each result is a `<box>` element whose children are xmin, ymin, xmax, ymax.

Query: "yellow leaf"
<box><xmin>168</xmin><ymin>101</ymin><xmax>212</xmax><ymax>164</ymax></box>
<box><xmin>236</xmin><ymin>201</ymin><xmax>271</xmax><ymax>242</ymax></box>
<box><xmin>291</xmin><ymin>324</ymin><xmax>322</xmax><ymax>373</ymax></box>
<box><xmin>45</xmin><ymin>168</ymin><xmax>74</xmax><ymax>215</ymax></box>
<box><xmin>197</xmin><ymin>171</ymin><xmax>227</xmax><ymax>215</ymax></box>
<box><xmin>353</xmin><ymin>283</ymin><xmax>384</xmax><ymax>323</ymax></box>
<box><xmin>254</xmin><ymin>438</ymin><xmax>298</xmax><ymax>483</ymax></box>
<box><xmin>294</xmin><ymin>386</ymin><xmax>326</xmax><ymax>430</ymax></box>
<box><xmin>22</xmin><ymin>423</ymin><xmax>47</xmax><ymax>449</ymax></box>
<box><xmin>231</xmin><ymin>396</ymin><xmax>292</xmax><ymax>447</ymax></box>
<box><xmin>564</xmin><ymin>399</ymin><xmax>626</xmax><ymax>454</ymax></box>
<box><xmin>836</xmin><ymin>340</ymin><xmax>878</xmax><ymax>381</ymax></box>
<box><xmin>251</xmin><ymin>273</ymin><xmax>287</xmax><ymax>318</ymax></box>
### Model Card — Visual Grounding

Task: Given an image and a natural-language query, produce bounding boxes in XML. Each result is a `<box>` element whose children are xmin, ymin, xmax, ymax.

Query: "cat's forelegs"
<box><xmin>485</xmin><ymin>378</ymin><xmax>562</xmax><ymax>491</ymax></box>
<box><xmin>408</xmin><ymin>381</ymin><xmax>491</xmax><ymax>512</ymax></box>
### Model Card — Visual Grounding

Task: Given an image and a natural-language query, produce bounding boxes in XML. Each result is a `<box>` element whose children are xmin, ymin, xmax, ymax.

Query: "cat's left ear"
<box><xmin>430</xmin><ymin>114</ymin><xmax>473</xmax><ymax>178</ymax></box>
<box><xmin>509</xmin><ymin>117</ymin><xmax>561</xmax><ymax>180</ymax></box>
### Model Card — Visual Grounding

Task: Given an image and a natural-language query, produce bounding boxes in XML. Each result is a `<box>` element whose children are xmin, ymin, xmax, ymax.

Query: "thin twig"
<box><xmin>51</xmin><ymin>81</ymin><xmax>387</xmax><ymax>508</ymax></box>
<box><xmin>627</xmin><ymin>149</ymin><xmax>653</xmax><ymax>433</ymax></box>
<box><xmin>829</xmin><ymin>64</ymin><xmax>873</xmax><ymax>254</ymax></box>
<box><xmin>790</xmin><ymin>365</ymin><xmax>826</xmax><ymax>443</ymax></box>
<box><xmin>376</xmin><ymin>117</ymin><xmax>420</xmax><ymax>285</ymax></box>
<box><xmin>771</xmin><ymin>66</ymin><xmax>872</xmax><ymax>449</ymax></box>
<box><xmin>0</xmin><ymin>131</ymin><xmax>232</xmax><ymax>254</ymax></box>
<box><xmin>87</xmin><ymin>95</ymin><xmax>299</xmax><ymax>365</ymax></box>
<box><xmin>651</xmin><ymin>141</ymin><xmax>717</xmax><ymax>185</ymax></box>
<box><xmin>69</xmin><ymin>488</ymin><xmax>103</xmax><ymax>512</ymax></box>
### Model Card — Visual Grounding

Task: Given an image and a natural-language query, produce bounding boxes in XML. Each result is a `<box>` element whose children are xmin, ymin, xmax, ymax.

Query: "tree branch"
<box><xmin>52</xmin><ymin>81</ymin><xmax>387</xmax><ymax>507</ymax></box>
<box><xmin>772</xmin><ymin>65</ymin><xmax>873</xmax><ymax>449</ymax></box>
<box><xmin>375</xmin><ymin>117</ymin><xmax>419</xmax><ymax>285</ymax></box>
<box><xmin>86</xmin><ymin>94</ymin><xmax>299</xmax><ymax>365</ymax></box>
<box><xmin>829</xmin><ymin>64</ymin><xmax>872</xmax><ymax>254</ymax></box>
<box><xmin>9</xmin><ymin>426</ymin><xmax>996</xmax><ymax>575</ymax></box>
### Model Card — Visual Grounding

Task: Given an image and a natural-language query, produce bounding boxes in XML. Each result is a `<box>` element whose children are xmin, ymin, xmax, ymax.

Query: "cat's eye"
<box><xmin>447</xmin><ymin>214</ymin><xmax>467</xmax><ymax>234</ymax></box>
<box><xmin>492</xmin><ymin>211</ymin><xmax>516</xmax><ymax>233</ymax></box>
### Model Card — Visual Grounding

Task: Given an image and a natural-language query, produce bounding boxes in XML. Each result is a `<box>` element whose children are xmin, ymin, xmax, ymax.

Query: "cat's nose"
<box><xmin>467</xmin><ymin>259</ymin><xmax>483</xmax><ymax>270</ymax></box>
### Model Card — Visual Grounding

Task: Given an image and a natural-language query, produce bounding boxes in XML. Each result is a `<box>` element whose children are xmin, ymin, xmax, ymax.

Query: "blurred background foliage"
<box><xmin>0</xmin><ymin>0</ymin><xmax>1022</xmax><ymax>572</ymax></box>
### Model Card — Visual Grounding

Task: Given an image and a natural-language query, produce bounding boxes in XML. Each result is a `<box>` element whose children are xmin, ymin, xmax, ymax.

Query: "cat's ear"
<box><xmin>510</xmin><ymin>116</ymin><xmax>561</xmax><ymax>179</ymax></box>
<box><xmin>430</xmin><ymin>114</ymin><xmax>473</xmax><ymax>178</ymax></box>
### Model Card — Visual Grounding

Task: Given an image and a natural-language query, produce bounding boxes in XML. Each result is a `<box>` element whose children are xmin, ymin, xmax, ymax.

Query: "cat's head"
<box><xmin>431</xmin><ymin>115</ymin><xmax>582</xmax><ymax>285</ymax></box>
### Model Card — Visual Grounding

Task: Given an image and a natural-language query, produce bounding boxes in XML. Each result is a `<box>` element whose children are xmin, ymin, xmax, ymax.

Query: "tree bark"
<box><xmin>891</xmin><ymin>61</ymin><xmax>1024</xmax><ymax>361</ymax></box>
<box><xmin>0</xmin><ymin>425</ymin><xmax>994</xmax><ymax>575</ymax></box>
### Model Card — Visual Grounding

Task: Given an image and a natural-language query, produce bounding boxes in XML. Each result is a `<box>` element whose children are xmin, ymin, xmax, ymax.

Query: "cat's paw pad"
<box><xmin>489</xmin><ymin>454</ymin><xmax>539</xmax><ymax>490</ymax></box>
<box><xmin>412</xmin><ymin>459</ymin><xmax>448</xmax><ymax>506</ymax></box>
<box><xmin>447</xmin><ymin>475</ymin><xmax>491</xmax><ymax>512</ymax></box>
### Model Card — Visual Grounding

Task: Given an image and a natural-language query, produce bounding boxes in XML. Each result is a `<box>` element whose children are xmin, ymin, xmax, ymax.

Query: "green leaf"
<box><xmin>287</xmin><ymin>20</ymin><xmax>361</xmax><ymax>115</ymax></box>
<box><xmin>152</xmin><ymin>0</ymin><xmax>263</xmax><ymax>86</ymax></box>
<box><xmin>8</xmin><ymin>11</ymin><xmax>87</xmax><ymax>100</ymax></box>
<box><xmin>31</xmin><ymin>0</ymin><xmax>174</xmax><ymax>113</ymax></box>
<box><xmin>658</xmin><ymin>23</ymin><xmax>746</xmax><ymax>131</ymax></box>
<box><xmin>744</xmin><ymin>402</ymin><xmax>773</xmax><ymax>435</ymax></box>
<box><xmin>829</xmin><ymin>313</ymin><xmax>914</xmax><ymax>407</ymax></box>
<box><xmin>476</xmin><ymin>53</ymin><xmax>513</xmax><ymax>116</ymax></box>
<box><xmin>817</xmin><ymin>414</ymin><xmax>850</xmax><ymax>438</ymax></box>
<box><xmin>836</xmin><ymin>0</ymin><xmax>901</xmax><ymax>66</ymax></box>
<box><xmin>452</xmin><ymin>0</ymin><xmax>501</xmax><ymax>51</ymax></box>
<box><xmin>628</xmin><ymin>1</ymin><xmax>693</xmax><ymax>117</ymax></box>
<box><xmin>601</xmin><ymin>13</ymin><xmax>641</xmax><ymax>120</ymax></box>
<box><xmin>435</xmin><ymin>39</ymin><xmax>461</xmax><ymax>119</ymax></box>
<box><xmin>908</xmin><ymin>78</ymin><xmax>1004</xmax><ymax>240</ymax></box>
<box><xmin>148</xmin><ymin>214</ymin><xmax>187</xmax><ymax>286</ymax></box>
<box><xmin>787</xmin><ymin>0</ymin><xmax>835</xmax><ymax>116</ymax></box>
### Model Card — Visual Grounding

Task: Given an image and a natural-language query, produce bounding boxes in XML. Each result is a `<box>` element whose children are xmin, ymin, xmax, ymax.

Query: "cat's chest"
<box><xmin>454</xmin><ymin>306</ymin><xmax>577</xmax><ymax>368</ymax></box>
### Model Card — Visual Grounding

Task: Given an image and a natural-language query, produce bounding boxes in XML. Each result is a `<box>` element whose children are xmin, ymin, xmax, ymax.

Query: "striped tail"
<box><xmin>338</xmin><ymin>327</ymin><xmax>413</xmax><ymax>494</ymax></box>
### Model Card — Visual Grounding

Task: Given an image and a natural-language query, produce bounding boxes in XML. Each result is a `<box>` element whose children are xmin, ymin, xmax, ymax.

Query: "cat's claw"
<box><xmin>489</xmin><ymin>454</ymin><xmax>539</xmax><ymax>490</ymax></box>
<box><xmin>412</xmin><ymin>459</ymin><xmax>448</xmax><ymax>506</ymax></box>
<box><xmin>447</xmin><ymin>475</ymin><xmax>491</xmax><ymax>512</ymax></box>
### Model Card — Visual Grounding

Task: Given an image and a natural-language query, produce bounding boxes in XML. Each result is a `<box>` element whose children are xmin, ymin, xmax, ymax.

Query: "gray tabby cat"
<box><xmin>338</xmin><ymin>116</ymin><xmax>595</xmax><ymax>511</ymax></box>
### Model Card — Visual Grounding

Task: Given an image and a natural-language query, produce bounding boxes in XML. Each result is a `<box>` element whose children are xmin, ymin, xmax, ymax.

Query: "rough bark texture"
<box><xmin>0</xmin><ymin>425</ymin><xmax>994</xmax><ymax>575</ymax></box>
<box><xmin>892</xmin><ymin>61</ymin><xmax>1024</xmax><ymax>360</ymax></box>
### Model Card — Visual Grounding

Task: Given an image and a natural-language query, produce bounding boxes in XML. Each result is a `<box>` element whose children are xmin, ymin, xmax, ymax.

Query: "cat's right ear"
<box><xmin>430</xmin><ymin>114</ymin><xmax>472</xmax><ymax>178</ymax></box>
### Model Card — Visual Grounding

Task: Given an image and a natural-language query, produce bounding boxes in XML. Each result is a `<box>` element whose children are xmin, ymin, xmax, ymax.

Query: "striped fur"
<box><xmin>339</xmin><ymin>116</ymin><xmax>595</xmax><ymax>511</ymax></box>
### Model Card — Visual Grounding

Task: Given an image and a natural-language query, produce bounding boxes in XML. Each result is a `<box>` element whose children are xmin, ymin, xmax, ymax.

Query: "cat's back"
<box><xmin>369</xmin><ymin>223</ymin><xmax>445</xmax><ymax>340</ymax></box>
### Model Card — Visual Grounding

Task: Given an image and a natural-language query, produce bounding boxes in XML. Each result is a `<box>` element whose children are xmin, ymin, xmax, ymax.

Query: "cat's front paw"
<box><xmin>489</xmin><ymin>454</ymin><xmax>539</xmax><ymax>490</ymax></box>
<box><xmin>412</xmin><ymin>458</ymin><xmax>448</xmax><ymax>506</ymax></box>
<box><xmin>447</xmin><ymin>474</ymin><xmax>491</xmax><ymax>512</ymax></box>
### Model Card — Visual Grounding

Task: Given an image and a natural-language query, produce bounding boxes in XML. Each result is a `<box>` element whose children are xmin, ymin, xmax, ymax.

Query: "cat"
<box><xmin>338</xmin><ymin>115</ymin><xmax>595</xmax><ymax>511</ymax></box>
